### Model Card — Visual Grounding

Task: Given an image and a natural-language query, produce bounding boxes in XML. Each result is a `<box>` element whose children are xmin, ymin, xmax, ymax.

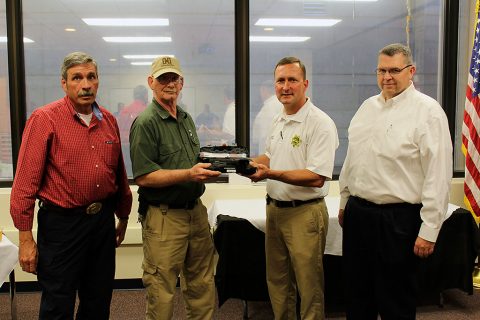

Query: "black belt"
<box><xmin>266</xmin><ymin>194</ymin><xmax>323</xmax><ymax>208</ymax></box>
<box><xmin>39</xmin><ymin>198</ymin><xmax>112</xmax><ymax>215</ymax></box>
<box><xmin>350</xmin><ymin>196</ymin><xmax>421</xmax><ymax>210</ymax></box>
<box><xmin>148</xmin><ymin>199</ymin><xmax>198</xmax><ymax>210</ymax></box>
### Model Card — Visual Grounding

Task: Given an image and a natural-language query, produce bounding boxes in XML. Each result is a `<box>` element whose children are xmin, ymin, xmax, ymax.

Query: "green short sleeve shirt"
<box><xmin>129</xmin><ymin>100</ymin><xmax>204</xmax><ymax>204</ymax></box>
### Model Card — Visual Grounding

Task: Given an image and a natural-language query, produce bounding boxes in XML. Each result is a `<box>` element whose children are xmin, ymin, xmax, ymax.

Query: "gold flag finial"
<box><xmin>473</xmin><ymin>265</ymin><xmax>480</xmax><ymax>288</ymax></box>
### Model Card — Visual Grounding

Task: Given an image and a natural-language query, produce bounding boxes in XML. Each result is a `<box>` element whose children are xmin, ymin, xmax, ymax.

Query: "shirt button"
<box><xmin>95</xmin><ymin>164</ymin><xmax>99</xmax><ymax>168</ymax></box>
<box><xmin>96</xmin><ymin>184</ymin><xmax>100</xmax><ymax>188</ymax></box>
<box><xmin>91</xmin><ymin>146</ymin><xmax>95</xmax><ymax>149</ymax></box>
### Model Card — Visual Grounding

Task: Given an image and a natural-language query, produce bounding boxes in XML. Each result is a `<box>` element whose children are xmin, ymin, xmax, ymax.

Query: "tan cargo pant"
<box><xmin>266</xmin><ymin>199</ymin><xmax>329</xmax><ymax>320</ymax></box>
<box><xmin>141</xmin><ymin>200</ymin><xmax>215</xmax><ymax>320</ymax></box>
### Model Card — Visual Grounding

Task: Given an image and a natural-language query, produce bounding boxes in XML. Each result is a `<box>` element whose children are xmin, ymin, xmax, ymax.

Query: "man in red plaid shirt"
<box><xmin>10</xmin><ymin>52</ymin><xmax>132</xmax><ymax>319</ymax></box>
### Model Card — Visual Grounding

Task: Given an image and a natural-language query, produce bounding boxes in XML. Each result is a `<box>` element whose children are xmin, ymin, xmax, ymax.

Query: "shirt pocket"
<box><xmin>101</xmin><ymin>140</ymin><xmax>121</xmax><ymax>168</ymax></box>
<box><xmin>158</xmin><ymin>143</ymin><xmax>182</xmax><ymax>167</ymax></box>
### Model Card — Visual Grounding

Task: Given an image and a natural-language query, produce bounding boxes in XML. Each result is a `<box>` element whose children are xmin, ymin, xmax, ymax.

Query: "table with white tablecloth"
<box><xmin>208</xmin><ymin>196</ymin><xmax>347</xmax><ymax>307</ymax></box>
<box><xmin>208</xmin><ymin>196</ymin><xmax>343</xmax><ymax>256</ymax></box>
<box><xmin>208</xmin><ymin>197</ymin><xmax>459</xmax><ymax>257</ymax></box>
<box><xmin>0</xmin><ymin>234</ymin><xmax>18</xmax><ymax>287</ymax></box>
<box><xmin>209</xmin><ymin>197</ymin><xmax>478</xmax><ymax>309</ymax></box>
<box><xmin>0</xmin><ymin>233</ymin><xmax>19</xmax><ymax>320</ymax></box>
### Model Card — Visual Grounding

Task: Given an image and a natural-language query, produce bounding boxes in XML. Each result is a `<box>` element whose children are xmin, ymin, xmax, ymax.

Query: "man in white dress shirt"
<box><xmin>338</xmin><ymin>43</ymin><xmax>453</xmax><ymax>320</ymax></box>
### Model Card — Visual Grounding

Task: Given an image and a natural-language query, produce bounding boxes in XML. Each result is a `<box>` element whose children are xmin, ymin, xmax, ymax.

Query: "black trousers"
<box><xmin>36</xmin><ymin>200</ymin><xmax>116</xmax><ymax>320</ymax></box>
<box><xmin>343</xmin><ymin>196</ymin><xmax>422</xmax><ymax>320</ymax></box>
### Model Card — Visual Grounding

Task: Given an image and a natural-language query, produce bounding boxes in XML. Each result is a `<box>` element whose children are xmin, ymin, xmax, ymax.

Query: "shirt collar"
<box><xmin>64</xmin><ymin>96</ymin><xmax>103</xmax><ymax>121</ymax></box>
<box><xmin>377</xmin><ymin>81</ymin><xmax>415</xmax><ymax>104</ymax></box>
<box><xmin>390</xmin><ymin>82</ymin><xmax>415</xmax><ymax>103</ymax></box>
<box><xmin>92</xmin><ymin>102</ymin><xmax>103</xmax><ymax>121</ymax></box>
<box><xmin>280</xmin><ymin>97</ymin><xmax>311</xmax><ymax>123</ymax></box>
<box><xmin>153</xmin><ymin>99</ymin><xmax>187</xmax><ymax>120</ymax></box>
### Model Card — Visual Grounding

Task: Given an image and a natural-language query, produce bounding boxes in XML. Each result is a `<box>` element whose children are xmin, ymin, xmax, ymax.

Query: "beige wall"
<box><xmin>0</xmin><ymin>177</ymin><xmax>467</xmax><ymax>282</ymax></box>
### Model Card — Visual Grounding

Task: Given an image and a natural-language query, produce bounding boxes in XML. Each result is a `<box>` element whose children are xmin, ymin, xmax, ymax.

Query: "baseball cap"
<box><xmin>151</xmin><ymin>56</ymin><xmax>183</xmax><ymax>78</ymax></box>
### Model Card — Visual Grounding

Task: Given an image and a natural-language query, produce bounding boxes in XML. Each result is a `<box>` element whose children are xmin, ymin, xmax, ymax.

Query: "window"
<box><xmin>249</xmin><ymin>0</ymin><xmax>445</xmax><ymax>175</ymax></box>
<box><xmin>5</xmin><ymin>0</ymin><xmax>462</xmax><ymax>181</ymax></box>
<box><xmin>0</xmin><ymin>1</ymin><xmax>12</xmax><ymax>181</ymax></box>
<box><xmin>455</xmin><ymin>0</ymin><xmax>475</xmax><ymax>172</ymax></box>
<box><xmin>23</xmin><ymin>0</ymin><xmax>235</xmax><ymax>178</ymax></box>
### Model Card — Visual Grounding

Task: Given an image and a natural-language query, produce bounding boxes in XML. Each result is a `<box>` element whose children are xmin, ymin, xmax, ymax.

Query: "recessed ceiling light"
<box><xmin>123</xmin><ymin>54</ymin><xmax>174</xmax><ymax>59</ymax></box>
<box><xmin>103</xmin><ymin>37</ymin><xmax>172</xmax><ymax>43</ymax></box>
<box><xmin>65</xmin><ymin>28</ymin><xmax>76</xmax><ymax>32</ymax></box>
<box><xmin>131</xmin><ymin>62</ymin><xmax>152</xmax><ymax>66</ymax></box>
<box><xmin>285</xmin><ymin>0</ymin><xmax>376</xmax><ymax>1</ymax></box>
<box><xmin>256</xmin><ymin>18</ymin><xmax>340</xmax><ymax>27</ymax></box>
<box><xmin>264</xmin><ymin>27</ymin><xmax>274</xmax><ymax>31</ymax></box>
<box><xmin>250</xmin><ymin>36</ymin><xmax>310</xmax><ymax>42</ymax></box>
<box><xmin>324</xmin><ymin>0</ymin><xmax>377</xmax><ymax>2</ymax></box>
<box><xmin>83</xmin><ymin>18</ymin><xmax>169</xmax><ymax>26</ymax></box>
<box><xmin>0</xmin><ymin>37</ymin><xmax>34</xmax><ymax>43</ymax></box>
<box><xmin>109</xmin><ymin>58</ymin><xmax>117</xmax><ymax>62</ymax></box>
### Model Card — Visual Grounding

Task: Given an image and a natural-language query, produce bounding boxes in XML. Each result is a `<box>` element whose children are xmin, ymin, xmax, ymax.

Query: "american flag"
<box><xmin>463</xmin><ymin>0</ymin><xmax>480</xmax><ymax>224</ymax></box>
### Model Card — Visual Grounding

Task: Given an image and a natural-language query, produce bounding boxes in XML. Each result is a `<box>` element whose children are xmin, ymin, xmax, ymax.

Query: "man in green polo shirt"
<box><xmin>129</xmin><ymin>56</ymin><xmax>221</xmax><ymax>320</ymax></box>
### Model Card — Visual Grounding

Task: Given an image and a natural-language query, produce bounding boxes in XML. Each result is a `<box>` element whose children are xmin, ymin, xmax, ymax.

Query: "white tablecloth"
<box><xmin>0</xmin><ymin>234</ymin><xmax>19</xmax><ymax>287</ymax></box>
<box><xmin>208</xmin><ymin>197</ymin><xmax>344</xmax><ymax>256</ymax></box>
<box><xmin>208</xmin><ymin>197</ymin><xmax>460</xmax><ymax>257</ymax></box>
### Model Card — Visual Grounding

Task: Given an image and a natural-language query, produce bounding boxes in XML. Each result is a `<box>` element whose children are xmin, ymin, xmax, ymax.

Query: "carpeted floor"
<box><xmin>1</xmin><ymin>287</ymin><xmax>479</xmax><ymax>319</ymax></box>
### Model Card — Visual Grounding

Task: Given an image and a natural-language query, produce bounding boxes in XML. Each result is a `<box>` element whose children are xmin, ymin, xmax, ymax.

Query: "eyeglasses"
<box><xmin>375</xmin><ymin>64</ymin><xmax>412</xmax><ymax>76</ymax></box>
<box><xmin>156</xmin><ymin>73</ymin><xmax>183</xmax><ymax>85</ymax></box>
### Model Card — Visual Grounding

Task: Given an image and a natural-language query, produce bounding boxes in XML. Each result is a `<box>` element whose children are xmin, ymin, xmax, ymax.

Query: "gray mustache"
<box><xmin>78</xmin><ymin>90</ymin><xmax>94</xmax><ymax>97</ymax></box>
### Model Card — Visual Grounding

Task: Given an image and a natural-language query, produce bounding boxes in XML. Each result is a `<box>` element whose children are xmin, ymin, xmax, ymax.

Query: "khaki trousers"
<box><xmin>266</xmin><ymin>199</ymin><xmax>329</xmax><ymax>320</ymax></box>
<box><xmin>141</xmin><ymin>200</ymin><xmax>215</xmax><ymax>320</ymax></box>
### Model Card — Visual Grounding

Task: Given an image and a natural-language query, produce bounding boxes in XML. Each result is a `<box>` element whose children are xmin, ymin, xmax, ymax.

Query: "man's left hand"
<box><xmin>414</xmin><ymin>236</ymin><xmax>435</xmax><ymax>258</ymax></box>
<box><xmin>115</xmin><ymin>219</ymin><xmax>128</xmax><ymax>247</ymax></box>
<box><xmin>245</xmin><ymin>161</ymin><xmax>268</xmax><ymax>182</ymax></box>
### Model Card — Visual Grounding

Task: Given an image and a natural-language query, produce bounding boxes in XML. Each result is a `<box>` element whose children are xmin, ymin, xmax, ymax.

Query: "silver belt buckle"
<box><xmin>86</xmin><ymin>202</ymin><xmax>102</xmax><ymax>215</ymax></box>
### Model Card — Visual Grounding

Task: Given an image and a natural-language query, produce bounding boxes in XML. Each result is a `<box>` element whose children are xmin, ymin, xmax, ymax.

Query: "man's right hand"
<box><xmin>19</xmin><ymin>230</ymin><xmax>38</xmax><ymax>274</ymax></box>
<box><xmin>189</xmin><ymin>162</ymin><xmax>221</xmax><ymax>182</ymax></box>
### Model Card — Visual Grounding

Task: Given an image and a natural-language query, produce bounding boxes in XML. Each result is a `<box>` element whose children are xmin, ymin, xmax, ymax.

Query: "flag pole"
<box><xmin>462</xmin><ymin>0</ymin><xmax>480</xmax><ymax>289</ymax></box>
<box><xmin>475</xmin><ymin>0</ymin><xmax>480</xmax><ymax>290</ymax></box>
<box><xmin>474</xmin><ymin>266</ymin><xmax>480</xmax><ymax>288</ymax></box>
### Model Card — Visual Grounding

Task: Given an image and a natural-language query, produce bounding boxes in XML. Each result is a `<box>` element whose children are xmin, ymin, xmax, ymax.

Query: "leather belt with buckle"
<box><xmin>39</xmin><ymin>199</ymin><xmax>106</xmax><ymax>215</ymax></box>
<box><xmin>86</xmin><ymin>202</ymin><xmax>102</xmax><ymax>215</ymax></box>
<box><xmin>168</xmin><ymin>199</ymin><xmax>198</xmax><ymax>210</ymax></box>
<box><xmin>266</xmin><ymin>194</ymin><xmax>323</xmax><ymax>208</ymax></box>
<box><xmin>145</xmin><ymin>199</ymin><xmax>199</xmax><ymax>210</ymax></box>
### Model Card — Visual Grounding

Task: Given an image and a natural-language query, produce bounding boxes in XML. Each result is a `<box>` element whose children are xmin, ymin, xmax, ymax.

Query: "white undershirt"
<box><xmin>78</xmin><ymin>112</ymin><xmax>93</xmax><ymax>126</ymax></box>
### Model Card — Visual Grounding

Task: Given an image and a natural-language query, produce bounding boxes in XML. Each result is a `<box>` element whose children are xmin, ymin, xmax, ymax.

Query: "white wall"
<box><xmin>0</xmin><ymin>177</ymin><xmax>467</xmax><ymax>282</ymax></box>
